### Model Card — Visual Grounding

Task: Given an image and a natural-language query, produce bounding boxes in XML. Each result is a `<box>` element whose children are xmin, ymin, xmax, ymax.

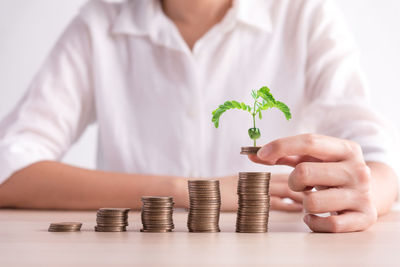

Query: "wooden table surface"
<box><xmin>1</xmin><ymin>207</ymin><xmax>400</xmax><ymax>267</ymax></box>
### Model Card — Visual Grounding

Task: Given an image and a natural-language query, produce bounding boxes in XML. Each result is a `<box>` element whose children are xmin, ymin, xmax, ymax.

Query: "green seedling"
<box><xmin>211</xmin><ymin>86</ymin><xmax>292</xmax><ymax>146</ymax></box>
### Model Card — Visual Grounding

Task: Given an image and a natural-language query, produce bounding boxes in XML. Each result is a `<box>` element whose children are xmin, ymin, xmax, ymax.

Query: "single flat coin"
<box><xmin>240</xmin><ymin>146</ymin><xmax>261</xmax><ymax>155</ymax></box>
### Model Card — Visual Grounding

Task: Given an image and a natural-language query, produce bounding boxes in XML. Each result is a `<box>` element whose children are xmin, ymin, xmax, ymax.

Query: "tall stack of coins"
<box><xmin>187</xmin><ymin>180</ymin><xmax>221</xmax><ymax>232</ymax></box>
<box><xmin>141</xmin><ymin>196</ymin><xmax>174</xmax><ymax>232</ymax></box>
<box><xmin>48</xmin><ymin>222</ymin><xmax>82</xmax><ymax>232</ymax></box>
<box><xmin>236</xmin><ymin>172</ymin><xmax>271</xmax><ymax>233</ymax></box>
<box><xmin>95</xmin><ymin>208</ymin><xmax>130</xmax><ymax>232</ymax></box>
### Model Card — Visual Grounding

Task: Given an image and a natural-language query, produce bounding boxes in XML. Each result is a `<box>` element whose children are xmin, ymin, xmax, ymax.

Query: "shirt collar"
<box><xmin>235</xmin><ymin>0</ymin><xmax>273</xmax><ymax>32</ymax></box>
<box><xmin>111</xmin><ymin>0</ymin><xmax>273</xmax><ymax>36</ymax></box>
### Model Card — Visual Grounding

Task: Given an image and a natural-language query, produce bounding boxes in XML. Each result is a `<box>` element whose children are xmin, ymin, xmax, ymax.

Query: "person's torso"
<box><xmin>83</xmin><ymin>0</ymin><xmax>311</xmax><ymax>177</ymax></box>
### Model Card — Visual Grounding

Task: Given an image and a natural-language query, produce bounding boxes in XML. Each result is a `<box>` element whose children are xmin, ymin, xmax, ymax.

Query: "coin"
<box><xmin>95</xmin><ymin>208</ymin><xmax>130</xmax><ymax>232</ymax></box>
<box><xmin>240</xmin><ymin>146</ymin><xmax>261</xmax><ymax>155</ymax></box>
<box><xmin>236</xmin><ymin>172</ymin><xmax>271</xmax><ymax>233</ymax></box>
<box><xmin>95</xmin><ymin>226</ymin><xmax>127</xmax><ymax>232</ymax></box>
<box><xmin>48</xmin><ymin>222</ymin><xmax>82</xmax><ymax>232</ymax></box>
<box><xmin>140</xmin><ymin>229</ymin><xmax>173</xmax><ymax>233</ymax></box>
<box><xmin>187</xmin><ymin>180</ymin><xmax>221</xmax><ymax>232</ymax></box>
<box><xmin>141</xmin><ymin>196</ymin><xmax>174</xmax><ymax>233</ymax></box>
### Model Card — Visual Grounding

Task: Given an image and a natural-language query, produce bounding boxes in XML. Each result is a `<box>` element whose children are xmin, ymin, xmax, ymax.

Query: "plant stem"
<box><xmin>252</xmin><ymin>99</ymin><xmax>257</xmax><ymax>146</ymax></box>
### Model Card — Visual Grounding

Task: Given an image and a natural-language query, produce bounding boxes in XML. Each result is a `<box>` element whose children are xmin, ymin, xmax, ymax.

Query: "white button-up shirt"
<box><xmin>0</xmin><ymin>0</ymin><xmax>397</xmax><ymax>184</ymax></box>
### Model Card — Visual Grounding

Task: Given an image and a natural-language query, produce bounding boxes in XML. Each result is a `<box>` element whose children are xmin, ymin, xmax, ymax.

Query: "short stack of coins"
<box><xmin>95</xmin><ymin>208</ymin><xmax>130</xmax><ymax>232</ymax></box>
<box><xmin>187</xmin><ymin>180</ymin><xmax>221</xmax><ymax>232</ymax></box>
<box><xmin>236</xmin><ymin>172</ymin><xmax>271</xmax><ymax>233</ymax></box>
<box><xmin>48</xmin><ymin>222</ymin><xmax>82</xmax><ymax>232</ymax></box>
<box><xmin>141</xmin><ymin>196</ymin><xmax>174</xmax><ymax>232</ymax></box>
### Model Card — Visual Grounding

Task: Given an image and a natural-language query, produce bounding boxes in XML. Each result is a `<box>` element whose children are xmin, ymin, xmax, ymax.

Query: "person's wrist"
<box><xmin>171</xmin><ymin>176</ymin><xmax>189</xmax><ymax>208</ymax></box>
<box><xmin>368</xmin><ymin>162</ymin><xmax>398</xmax><ymax>216</ymax></box>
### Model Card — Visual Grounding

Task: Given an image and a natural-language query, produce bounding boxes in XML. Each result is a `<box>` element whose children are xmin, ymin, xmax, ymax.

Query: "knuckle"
<box><xmin>303</xmin><ymin>133</ymin><xmax>318</xmax><ymax>147</ymax></box>
<box><xmin>295</xmin><ymin>163</ymin><xmax>309</xmax><ymax>181</ymax></box>
<box><xmin>295</xmin><ymin>162</ymin><xmax>310</xmax><ymax>185</ymax></box>
<box><xmin>291</xmin><ymin>163</ymin><xmax>309</xmax><ymax>190</ymax></box>
<box><xmin>344</xmin><ymin>141</ymin><xmax>362</xmax><ymax>157</ymax></box>
<box><xmin>342</xmin><ymin>141</ymin><xmax>354</xmax><ymax>156</ymax></box>
<box><xmin>355</xmin><ymin>164</ymin><xmax>371</xmax><ymax>186</ymax></box>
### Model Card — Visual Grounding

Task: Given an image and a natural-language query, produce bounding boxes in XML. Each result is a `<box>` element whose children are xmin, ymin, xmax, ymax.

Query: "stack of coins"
<box><xmin>48</xmin><ymin>222</ymin><xmax>82</xmax><ymax>232</ymax></box>
<box><xmin>187</xmin><ymin>180</ymin><xmax>221</xmax><ymax>232</ymax></box>
<box><xmin>236</xmin><ymin>172</ymin><xmax>271</xmax><ymax>233</ymax></box>
<box><xmin>141</xmin><ymin>196</ymin><xmax>174</xmax><ymax>232</ymax></box>
<box><xmin>95</xmin><ymin>208</ymin><xmax>130</xmax><ymax>232</ymax></box>
<box><xmin>240</xmin><ymin>146</ymin><xmax>261</xmax><ymax>155</ymax></box>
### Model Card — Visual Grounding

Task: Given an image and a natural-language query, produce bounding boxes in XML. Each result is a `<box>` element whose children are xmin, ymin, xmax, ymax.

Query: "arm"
<box><xmin>0</xmin><ymin>161</ymin><xmax>187</xmax><ymax>210</ymax></box>
<box><xmin>0</xmin><ymin>161</ymin><xmax>248</xmax><ymax>211</ymax></box>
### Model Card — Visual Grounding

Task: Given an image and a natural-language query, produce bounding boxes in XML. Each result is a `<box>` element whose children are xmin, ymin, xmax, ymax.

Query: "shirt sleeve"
<box><xmin>300</xmin><ymin>0</ymin><xmax>400</xmax><ymax>179</ymax></box>
<box><xmin>0</xmin><ymin>15</ymin><xmax>95</xmax><ymax>184</ymax></box>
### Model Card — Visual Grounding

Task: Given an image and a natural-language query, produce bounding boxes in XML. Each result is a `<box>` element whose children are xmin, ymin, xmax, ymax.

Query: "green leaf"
<box><xmin>257</xmin><ymin>86</ymin><xmax>276</xmax><ymax>105</ymax></box>
<box><xmin>253</xmin><ymin>86</ymin><xmax>292</xmax><ymax>121</ymax></box>
<box><xmin>211</xmin><ymin>100</ymin><xmax>252</xmax><ymax>128</ymax></box>
<box><xmin>272</xmin><ymin>101</ymin><xmax>292</xmax><ymax>120</ymax></box>
<box><xmin>231</xmin><ymin>100</ymin><xmax>241</xmax><ymax>108</ymax></box>
<box><xmin>224</xmin><ymin>101</ymin><xmax>233</xmax><ymax>108</ymax></box>
<box><xmin>258</xmin><ymin>110</ymin><xmax>262</xmax><ymax>119</ymax></box>
<box><xmin>251</xmin><ymin>90</ymin><xmax>258</xmax><ymax>100</ymax></box>
<box><xmin>258</xmin><ymin>100</ymin><xmax>270</xmax><ymax>111</ymax></box>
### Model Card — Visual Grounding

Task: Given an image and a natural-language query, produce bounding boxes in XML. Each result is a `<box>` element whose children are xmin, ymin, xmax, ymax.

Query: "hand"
<box><xmin>249</xmin><ymin>133</ymin><xmax>378</xmax><ymax>233</ymax></box>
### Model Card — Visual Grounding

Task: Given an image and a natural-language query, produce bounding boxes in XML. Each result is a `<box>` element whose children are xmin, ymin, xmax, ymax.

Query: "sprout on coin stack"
<box><xmin>211</xmin><ymin>86</ymin><xmax>291</xmax><ymax>152</ymax></box>
<box><xmin>95</xmin><ymin>208</ymin><xmax>130</xmax><ymax>232</ymax></box>
<box><xmin>187</xmin><ymin>180</ymin><xmax>221</xmax><ymax>232</ymax></box>
<box><xmin>141</xmin><ymin>196</ymin><xmax>175</xmax><ymax>233</ymax></box>
<box><xmin>212</xmin><ymin>86</ymin><xmax>292</xmax><ymax>233</ymax></box>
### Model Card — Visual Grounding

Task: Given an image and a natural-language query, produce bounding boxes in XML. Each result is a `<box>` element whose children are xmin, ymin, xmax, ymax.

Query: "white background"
<box><xmin>0</xmin><ymin>0</ymin><xmax>399</xmax><ymax>169</ymax></box>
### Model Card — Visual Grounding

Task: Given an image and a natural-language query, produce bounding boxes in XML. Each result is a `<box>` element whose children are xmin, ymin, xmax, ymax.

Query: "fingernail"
<box><xmin>257</xmin><ymin>145</ymin><xmax>272</xmax><ymax>159</ymax></box>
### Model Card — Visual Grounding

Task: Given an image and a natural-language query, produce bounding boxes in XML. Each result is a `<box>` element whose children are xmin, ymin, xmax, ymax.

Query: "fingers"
<box><xmin>247</xmin><ymin>154</ymin><xmax>272</xmax><ymax>165</ymax></box>
<box><xmin>302</xmin><ymin>189</ymin><xmax>356</xmax><ymax>214</ymax></box>
<box><xmin>257</xmin><ymin>134</ymin><xmax>363</xmax><ymax>164</ymax></box>
<box><xmin>270</xmin><ymin>182</ymin><xmax>304</xmax><ymax>203</ymax></box>
<box><xmin>304</xmin><ymin>211</ymin><xmax>377</xmax><ymax>233</ymax></box>
<box><xmin>249</xmin><ymin>153</ymin><xmax>321</xmax><ymax>167</ymax></box>
<box><xmin>275</xmin><ymin>155</ymin><xmax>322</xmax><ymax>167</ymax></box>
<box><xmin>270</xmin><ymin>197</ymin><xmax>303</xmax><ymax>212</ymax></box>
<box><xmin>288</xmin><ymin>162</ymin><xmax>351</xmax><ymax>191</ymax></box>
